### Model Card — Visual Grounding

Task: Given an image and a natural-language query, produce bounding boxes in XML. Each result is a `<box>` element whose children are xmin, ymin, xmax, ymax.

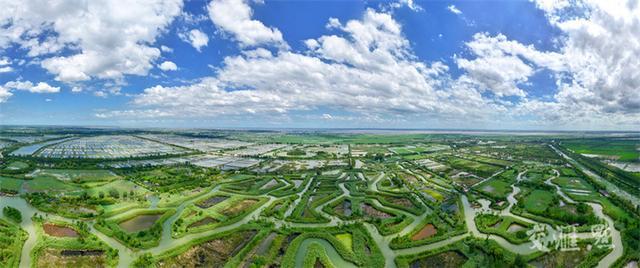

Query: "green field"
<box><xmin>4</xmin><ymin>161</ymin><xmax>29</xmax><ymax>170</ymax></box>
<box><xmin>523</xmin><ymin>190</ymin><xmax>555</xmax><ymax>214</ymax></box>
<box><xmin>475</xmin><ymin>178</ymin><xmax>512</xmax><ymax>200</ymax></box>
<box><xmin>553</xmin><ymin>176</ymin><xmax>593</xmax><ymax>191</ymax></box>
<box><xmin>33</xmin><ymin>169</ymin><xmax>120</xmax><ymax>184</ymax></box>
<box><xmin>445</xmin><ymin>157</ymin><xmax>502</xmax><ymax>178</ymax></box>
<box><xmin>23</xmin><ymin>176</ymin><xmax>82</xmax><ymax>193</ymax></box>
<box><xmin>564</xmin><ymin>139</ymin><xmax>640</xmax><ymax>162</ymax></box>
<box><xmin>0</xmin><ymin>176</ymin><xmax>24</xmax><ymax>192</ymax></box>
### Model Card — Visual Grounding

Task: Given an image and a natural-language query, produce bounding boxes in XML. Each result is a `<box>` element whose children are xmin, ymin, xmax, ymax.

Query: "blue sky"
<box><xmin>0</xmin><ymin>0</ymin><xmax>639</xmax><ymax>130</ymax></box>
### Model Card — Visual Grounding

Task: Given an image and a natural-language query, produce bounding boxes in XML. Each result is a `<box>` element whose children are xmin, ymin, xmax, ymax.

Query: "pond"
<box><xmin>10</xmin><ymin>138</ymin><xmax>73</xmax><ymax>156</ymax></box>
<box><xmin>118</xmin><ymin>214</ymin><xmax>162</xmax><ymax>233</ymax></box>
<box><xmin>196</xmin><ymin>196</ymin><xmax>228</xmax><ymax>209</ymax></box>
<box><xmin>188</xmin><ymin>217</ymin><xmax>218</xmax><ymax>229</ymax></box>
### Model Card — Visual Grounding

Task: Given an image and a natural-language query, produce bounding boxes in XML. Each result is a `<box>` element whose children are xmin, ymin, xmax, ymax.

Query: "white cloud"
<box><xmin>180</xmin><ymin>29</ymin><xmax>209</xmax><ymax>52</ymax></box>
<box><xmin>389</xmin><ymin>0</ymin><xmax>423</xmax><ymax>12</ymax></box>
<box><xmin>4</xmin><ymin>81</ymin><xmax>60</xmax><ymax>93</ymax></box>
<box><xmin>0</xmin><ymin>86</ymin><xmax>12</xmax><ymax>103</ymax></box>
<box><xmin>208</xmin><ymin>0</ymin><xmax>286</xmax><ymax>48</ymax></box>
<box><xmin>95</xmin><ymin>0</ymin><xmax>640</xmax><ymax>129</ymax></box>
<box><xmin>516</xmin><ymin>0</ymin><xmax>640</xmax><ymax>125</ymax></box>
<box><xmin>158</xmin><ymin>61</ymin><xmax>178</xmax><ymax>71</ymax></box>
<box><xmin>71</xmin><ymin>86</ymin><xmax>83</xmax><ymax>93</ymax></box>
<box><xmin>0</xmin><ymin>80</ymin><xmax>61</xmax><ymax>102</ymax></box>
<box><xmin>101</xmin><ymin>8</ymin><xmax>504</xmax><ymax>123</ymax></box>
<box><xmin>456</xmin><ymin>33</ymin><xmax>565</xmax><ymax>97</ymax></box>
<box><xmin>0</xmin><ymin>57</ymin><xmax>13</xmax><ymax>73</ymax></box>
<box><xmin>0</xmin><ymin>0</ymin><xmax>184</xmax><ymax>82</ymax></box>
<box><xmin>447</xmin><ymin>5</ymin><xmax>462</xmax><ymax>15</ymax></box>
<box><xmin>160</xmin><ymin>45</ymin><xmax>173</xmax><ymax>53</ymax></box>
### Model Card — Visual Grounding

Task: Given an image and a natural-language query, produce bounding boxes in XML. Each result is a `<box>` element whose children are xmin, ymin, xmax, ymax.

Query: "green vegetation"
<box><xmin>564</xmin><ymin>139</ymin><xmax>640</xmax><ymax>162</ymax></box>
<box><xmin>0</xmin><ymin>218</ymin><xmax>27</xmax><ymax>267</ymax></box>
<box><xmin>0</xmin><ymin>176</ymin><xmax>23</xmax><ymax>194</ymax></box>
<box><xmin>31</xmin><ymin>218</ymin><xmax>118</xmax><ymax>268</ymax></box>
<box><xmin>2</xmin><ymin>206</ymin><xmax>22</xmax><ymax>224</ymax></box>
<box><xmin>475</xmin><ymin>214</ymin><xmax>532</xmax><ymax>244</ymax></box>
<box><xmin>94</xmin><ymin>208</ymin><xmax>175</xmax><ymax>249</ymax></box>
<box><xmin>0</xmin><ymin>128</ymin><xmax>638</xmax><ymax>268</ymax></box>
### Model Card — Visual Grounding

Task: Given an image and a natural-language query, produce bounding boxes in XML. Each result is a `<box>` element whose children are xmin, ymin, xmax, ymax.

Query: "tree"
<box><xmin>3</xmin><ymin>206</ymin><xmax>22</xmax><ymax>223</ymax></box>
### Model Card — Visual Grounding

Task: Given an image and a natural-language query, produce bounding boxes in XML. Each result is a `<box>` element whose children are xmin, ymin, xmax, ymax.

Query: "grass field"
<box><xmin>4</xmin><ymin>161</ymin><xmax>29</xmax><ymax>170</ymax></box>
<box><xmin>335</xmin><ymin>233</ymin><xmax>353</xmax><ymax>252</ymax></box>
<box><xmin>0</xmin><ymin>176</ymin><xmax>24</xmax><ymax>192</ymax></box>
<box><xmin>87</xmin><ymin>180</ymin><xmax>148</xmax><ymax>197</ymax></box>
<box><xmin>553</xmin><ymin>177</ymin><xmax>593</xmax><ymax>191</ymax></box>
<box><xmin>559</xmin><ymin>168</ymin><xmax>578</xmax><ymax>177</ymax></box>
<box><xmin>564</xmin><ymin>139</ymin><xmax>639</xmax><ymax>162</ymax></box>
<box><xmin>523</xmin><ymin>190</ymin><xmax>554</xmax><ymax>214</ymax></box>
<box><xmin>475</xmin><ymin>179</ymin><xmax>512</xmax><ymax>200</ymax></box>
<box><xmin>34</xmin><ymin>169</ymin><xmax>119</xmax><ymax>183</ymax></box>
<box><xmin>23</xmin><ymin>176</ymin><xmax>82</xmax><ymax>194</ymax></box>
<box><xmin>446</xmin><ymin>157</ymin><xmax>501</xmax><ymax>178</ymax></box>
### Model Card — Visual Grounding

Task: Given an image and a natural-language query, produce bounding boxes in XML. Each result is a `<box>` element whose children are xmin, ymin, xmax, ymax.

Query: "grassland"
<box><xmin>563</xmin><ymin>139</ymin><xmax>639</xmax><ymax>162</ymax></box>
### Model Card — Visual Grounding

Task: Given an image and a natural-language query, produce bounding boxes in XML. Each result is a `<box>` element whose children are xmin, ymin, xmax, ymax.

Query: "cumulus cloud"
<box><xmin>515</xmin><ymin>0</ymin><xmax>640</xmax><ymax>125</ymax></box>
<box><xmin>0</xmin><ymin>57</ymin><xmax>13</xmax><ymax>73</ymax></box>
<box><xmin>158</xmin><ymin>61</ymin><xmax>178</xmax><ymax>71</ymax></box>
<box><xmin>100</xmin><ymin>8</ymin><xmax>505</xmax><ymax>123</ymax></box>
<box><xmin>179</xmin><ymin>29</ymin><xmax>209</xmax><ymax>52</ymax></box>
<box><xmin>0</xmin><ymin>0</ymin><xmax>183</xmax><ymax>82</ymax></box>
<box><xmin>4</xmin><ymin>81</ymin><xmax>61</xmax><ymax>93</ymax></box>
<box><xmin>456</xmin><ymin>33</ymin><xmax>565</xmax><ymax>97</ymax></box>
<box><xmin>208</xmin><ymin>0</ymin><xmax>286</xmax><ymax>48</ymax></box>
<box><xmin>0</xmin><ymin>80</ymin><xmax>61</xmax><ymax>102</ymax></box>
<box><xmin>94</xmin><ymin>0</ymin><xmax>640</xmax><ymax>129</ymax></box>
<box><xmin>0</xmin><ymin>87</ymin><xmax>12</xmax><ymax>102</ymax></box>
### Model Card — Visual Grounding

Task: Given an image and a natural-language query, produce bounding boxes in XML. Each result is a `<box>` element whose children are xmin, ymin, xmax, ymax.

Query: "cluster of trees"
<box><xmin>123</xmin><ymin>164</ymin><xmax>219</xmax><ymax>193</ymax></box>
<box><xmin>2</xmin><ymin>206</ymin><xmax>21</xmax><ymax>223</ymax></box>
<box><xmin>25</xmin><ymin>192</ymin><xmax>102</xmax><ymax>218</ymax></box>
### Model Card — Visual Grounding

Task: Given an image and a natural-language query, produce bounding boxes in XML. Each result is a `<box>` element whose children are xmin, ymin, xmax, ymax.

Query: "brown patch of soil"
<box><xmin>43</xmin><ymin>223</ymin><xmax>79</xmax><ymax>238</ymax></box>
<box><xmin>36</xmin><ymin>248</ymin><xmax>106</xmax><ymax>268</ymax></box>
<box><xmin>221</xmin><ymin>199</ymin><xmax>258</xmax><ymax>217</ymax></box>
<box><xmin>362</xmin><ymin>204</ymin><xmax>392</xmax><ymax>218</ymax></box>
<box><xmin>387</xmin><ymin>196</ymin><xmax>413</xmax><ymax>207</ymax></box>
<box><xmin>196</xmin><ymin>196</ymin><xmax>228</xmax><ymax>209</ymax></box>
<box><xmin>157</xmin><ymin>230</ymin><xmax>256</xmax><ymax>268</ymax></box>
<box><xmin>410</xmin><ymin>251</ymin><xmax>467</xmax><ymax>268</ymax></box>
<box><xmin>411</xmin><ymin>224</ymin><xmax>438</xmax><ymax>241</ymax></box>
